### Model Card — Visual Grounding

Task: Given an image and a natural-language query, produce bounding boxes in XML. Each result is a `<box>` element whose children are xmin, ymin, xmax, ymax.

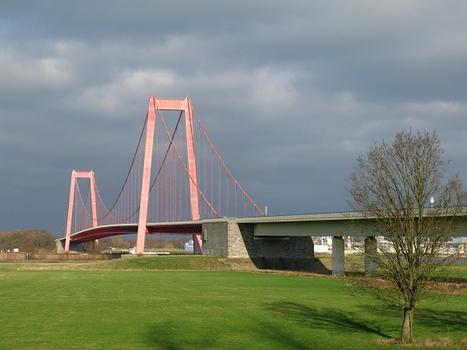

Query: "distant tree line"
<box><xmin>0</xmin><ymin>230</ymin><xmax>56</xmax><ymax>253</ymax></box>
<box><xmin>0</xmin><ymin>230</ymin><xmax>189</xmax><ymax>253</ymax></box>
<box><xmin>0</xmin><ymin>230</ymin><xmax>188</xmax><ymax>254</ymax></box>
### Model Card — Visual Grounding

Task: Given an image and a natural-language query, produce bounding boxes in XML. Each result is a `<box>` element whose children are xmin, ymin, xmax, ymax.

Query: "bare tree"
<box><xmin>349</xmin><ymin>130</ymin><xmax>465</xmax><ymax>343</ymax></box>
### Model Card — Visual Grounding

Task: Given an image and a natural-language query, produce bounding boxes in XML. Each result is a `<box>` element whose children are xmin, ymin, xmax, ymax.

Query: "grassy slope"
<box><xmin>0</xmin><ymin>256</ymin><xmax>238</xmax><ymax>272</ymax></box>
<box><xmin>93</xmin><ymin>256</ymin><xmax>235</xmax><ymax>270</ymax></box>
<box><xmin>0</xmin><ymin>261</ymin><xmax>466</xmax><ymax>350</ymax></box>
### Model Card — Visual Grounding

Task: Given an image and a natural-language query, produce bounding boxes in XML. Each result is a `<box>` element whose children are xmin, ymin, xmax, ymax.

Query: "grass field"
<box><xmin>0</xmin><ymin>258</ymin><xmax>466</xmax><ymax>350</ymax></box>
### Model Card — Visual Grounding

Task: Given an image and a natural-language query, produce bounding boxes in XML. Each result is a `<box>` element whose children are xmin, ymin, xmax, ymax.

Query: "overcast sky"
<box><xmin>1</xmin><ymin>1</ymin><xmax>467</xmax><ymax>235</ymax></box>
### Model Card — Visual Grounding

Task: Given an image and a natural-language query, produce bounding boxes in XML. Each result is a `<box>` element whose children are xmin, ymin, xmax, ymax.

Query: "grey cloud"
<box><xmin>1</xmin><ymin>1</ymin><xmax>467</xmax><ymax>234</ymax></box>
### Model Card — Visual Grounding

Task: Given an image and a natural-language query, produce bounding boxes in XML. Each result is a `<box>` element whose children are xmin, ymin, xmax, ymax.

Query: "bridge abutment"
<box><xmin>202</xmin><ymin>220</ymin><xmax>322</xmax><ymax>271</ymax></box>
<box><xmin>56</xmin><ymin>240</ymin><xmax>82</xmax><ymax>253</ymax></box>
<box><xmin>56</xmin><ymin>240</ymin><xmax>65</xmax><ymax>253</ymax></box>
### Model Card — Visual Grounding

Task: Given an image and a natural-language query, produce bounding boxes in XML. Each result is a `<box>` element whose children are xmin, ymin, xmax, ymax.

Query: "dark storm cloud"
<box><xmin>1</xmin><ymin>1</ymin><xmax>467</xmax><ymax>234</ymax></box>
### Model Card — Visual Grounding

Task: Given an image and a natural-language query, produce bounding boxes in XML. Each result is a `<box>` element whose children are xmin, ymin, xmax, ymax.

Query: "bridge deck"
<box><xmin>59</xmin><ymin>210</ymin><xmax>467</xmax><ymax>244</ymax></box>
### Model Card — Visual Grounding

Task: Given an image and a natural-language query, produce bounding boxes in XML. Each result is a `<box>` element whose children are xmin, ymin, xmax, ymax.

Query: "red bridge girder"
<box><xmin>64</xmin><ymin>223</ymin><xmax>202</xmax><ymax>244</ymax></box>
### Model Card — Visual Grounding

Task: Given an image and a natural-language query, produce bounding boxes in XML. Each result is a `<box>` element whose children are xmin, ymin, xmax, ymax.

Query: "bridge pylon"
<box><xmin>64</xmin><ymin>170</ymin><xmax>98</xmax><ymax>252</ymax></box>
<box><xmin>136</xmin><ymin>96</ymin><xmax>202</xmax><ymax>255</ymax></box>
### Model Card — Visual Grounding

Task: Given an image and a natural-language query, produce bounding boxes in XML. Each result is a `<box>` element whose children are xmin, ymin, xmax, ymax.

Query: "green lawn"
<box><xmin>434</xmin><ymin>260</ymin><xmax>467</xmax><ymax>281</ymax></box>
<box><xmin>0</xmin><ymin>261</ymin><xmax>466</xmax><ymax>349</ymax></box>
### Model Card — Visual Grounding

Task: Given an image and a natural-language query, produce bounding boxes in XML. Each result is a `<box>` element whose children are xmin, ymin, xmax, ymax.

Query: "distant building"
<box><xmin>6</xmin><ymin>248</ymin><xmax>19</xmax><ymax>253</ymax></box>
<box><xmin>313</xmin><ymin>236</ymin><xmax>332</xmax><ymax>253</ymax></box>
<box><xmin>184</xmin><ymin>240</ymin><xmax>194</xmax><ymax>252</ymax></box>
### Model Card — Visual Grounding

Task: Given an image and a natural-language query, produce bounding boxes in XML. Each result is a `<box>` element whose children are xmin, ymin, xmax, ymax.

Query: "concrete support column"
<box><xmin>56</xmin><ymin>240</ymin><xmax>65</xmax><ymax>253</ymax></box>
<box><xmin>332</xmin><ymin>236</ymin><xmax>345</xmax><ymax>276</ymax></box>
<box><xmin>364</xmin><ymin>236</ymin><xmax>377</xmax><ymax>276</ymax></box>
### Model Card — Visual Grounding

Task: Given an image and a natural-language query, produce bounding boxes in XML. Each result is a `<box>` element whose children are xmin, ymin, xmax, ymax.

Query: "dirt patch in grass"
<box><xmin>376</xmin><ymin>336</ymin><xmax>467</xmax><ymax>348</ymax></box>
<box><xmin>350</xmin><ymin>276</ymin><xmax>467</xmax><ymax>296</ymax></box>
<box><xmin>426</xmin><ymin>282</ymin><xmax>467</xmax><ymax>295</ymax></box>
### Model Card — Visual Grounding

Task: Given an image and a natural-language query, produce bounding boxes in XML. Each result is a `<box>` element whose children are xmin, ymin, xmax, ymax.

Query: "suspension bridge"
<box><xmin>59</xmin><ymin>97</ymin><xmax>264</xmax><ymax>255</ymax></box>
<box><xmin>58</xmin><ymin>96</ymin><xmax>467</xmax><ymax>275</ymax></box>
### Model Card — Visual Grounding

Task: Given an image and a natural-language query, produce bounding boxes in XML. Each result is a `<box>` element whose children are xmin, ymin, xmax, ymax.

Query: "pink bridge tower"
<box><xmin>64</xmin><ymin>170</ymin><xmax>98</xmax><ymax>252</ymax></box>
<box><xmin>136</xmin><ymin>97</ymin><xmax>202</xmax><ymax>255</ymax></box>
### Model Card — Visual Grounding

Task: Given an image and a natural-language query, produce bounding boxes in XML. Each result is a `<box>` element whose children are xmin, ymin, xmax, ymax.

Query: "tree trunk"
<box><xmin>401</xmin><ymin>308</ymin><xmax>414</xmax><ymax>343</ymax></box>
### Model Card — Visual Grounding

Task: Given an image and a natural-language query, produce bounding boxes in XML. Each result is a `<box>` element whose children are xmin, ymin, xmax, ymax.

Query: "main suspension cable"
<box><xmin>99</xmin><ymin>113</ymin><xmax>149</xmax><ymax>220</ymax></box>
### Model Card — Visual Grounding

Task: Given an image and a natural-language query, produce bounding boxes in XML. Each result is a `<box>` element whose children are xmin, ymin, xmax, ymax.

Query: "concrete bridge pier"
<box><xmin>332</xmin><ymin>236</ymin><xmax>345</xmax><ymax>276</ymax></box>
<box><xmin>56</xmin><ymin>239</ymin><xmax>65</xmax><ymax>253</ymax></box>
<box><xmin>364</xmin><ymin>236</ymin><xmax>377</xmax><ymax>276</ymax></box>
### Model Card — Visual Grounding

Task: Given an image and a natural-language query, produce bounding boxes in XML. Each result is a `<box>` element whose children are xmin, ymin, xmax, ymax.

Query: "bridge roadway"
<box><xmin>59</xmin><ymin>210</ymin><xmax>467</xmax><ymax>276</ymax></box>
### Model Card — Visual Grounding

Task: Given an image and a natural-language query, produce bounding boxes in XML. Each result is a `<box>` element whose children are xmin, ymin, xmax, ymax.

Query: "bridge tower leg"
<box><xmin>136</xmin><ymin>97</ymin><xmax>157</xmax><ymax>255</ymax></box>
<box><xmin>64</xmin><ymin>171</ymin><xmax>77</xmax><ymax>252</ymax></box>
<box><xmin>183</xmin><ymin>97</ymin><xmax>202</xmax><ymax>254</ymax></box>
<box><xmin>64</xmin><ymin>170</ymin><xmax>99</xmax><ymax>252</ymax></box>
<box><xmin>89</xmin><ymin>171</ymin><xmax>99</xmax><ymax>248</ymax></box>
<box><xmin>135</xmin><ymin>97</ymin><xmax>202</xmax><ymax>255</ymax></box>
